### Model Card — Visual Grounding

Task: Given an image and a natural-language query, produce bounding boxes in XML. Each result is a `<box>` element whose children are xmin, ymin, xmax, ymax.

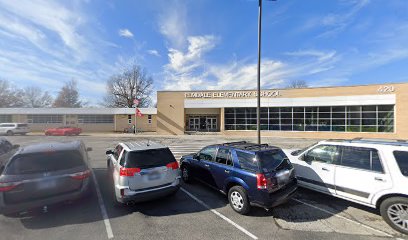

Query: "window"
<box><xmin>198</xmin><ymin>147</ymin><xmax>217</xmax><ymax>161</ymax></box>
<box><xmin>0</xmin><ymin>115</ymin><xmax>12</xmax><ymax>123</ymax></box>
<box><xmin>215</xmin><ymin>148</ymin><xmax>232</xmax><ymax>166</ymax></box>
<box><xmin>224</xmin><ymin>105</ymin><xmax>394</xmax><ymax>133</ymax></box>
<box><xmin>27</xmin><ymin>115</ymin><xmax>63</xmax><ymax>124</ymax></box>
<box><xmin>148</xmin><ymin>115</ymin><xmax>152</xmax><ymax>124</ymax></box>
<box><xmin>257</xmin><ymin>149</ymin><xmax>290</xmax><ymax>171</ymax></box>
<box><xmin>6</xmin><ymin>151</ymin><xmax>85</xmax><ymax>175</ymax></box>
<box><xmin>123</xmin><ymin>148</ymin><xmax>176</xmax><ymax>168</ymax></box>
<box><xmin>393</xmin><ymin>151</ymin><xmax>408</xmax><ymax>177</ymax></box>
<box><xmin>304</xmin><ymin>145</ymin><xmax>339</xmax><ymax>163</ymax></box>
<box><xmin>340</xmin><ymin>147</ymin><xmax>383</xmax><ymax>172</ymax></box>
<box><xmin>128</xmin><ymin>115</ymin><xmax>132</xmax><ymax>124</ymax></box>
<box><xmin>17</xmin><ymin>124</ymin><xmax>28</xmax><ymax>127</ymax></box>
<box><xmin>78</xmin><ymin>115</ymin><xmax>114</xmax><ymax>124</ymax></box>
<box><xmin>236</xmin><ymin>151</ymin><xmax>259</xmax><ymax>172</ymax></box>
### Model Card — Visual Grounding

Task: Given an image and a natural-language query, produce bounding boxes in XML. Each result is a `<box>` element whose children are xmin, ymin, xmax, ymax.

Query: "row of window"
<box><xmin>303</xmin><ymin>144</ymin><xmax>408</xmax><ymax>176</ymax></box>
<box><xmin>0</xmin><ymin>115</ymin><xmax>12</xmax><ymax>123</ymax></box>
<box><xmin>78</xmin><ymin>115</ymin><xmax>114</xmax><ymax>124</ymax></box>
<box><xmin>224</xmin><ymin>105</ymin><xmax>394</xmax><ymax>132</ymax></box>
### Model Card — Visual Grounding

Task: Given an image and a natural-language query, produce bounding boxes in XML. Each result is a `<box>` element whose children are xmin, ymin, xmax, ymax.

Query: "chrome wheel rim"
<box><xmin>230</xmin><ymin>191</ymin><xmax>244</xmax><ymax>210</ymax></box>
<box><xmin>387</xmin><ymin>203</ymin><xmax>408</xmax><ymax>230</ymax></box>
<box><xmin>182</xmin><ymin>168</ymin><xmax>188</xmax><ymax>181</ymax></box>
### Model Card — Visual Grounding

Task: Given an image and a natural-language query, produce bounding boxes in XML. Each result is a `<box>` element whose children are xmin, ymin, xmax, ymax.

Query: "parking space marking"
<box><xmin>292</xmin><ymin>198</ymin><xmax>393</xmax><ymax>238</ymax></box>
<box><xmin>180</xmin><ymin>187</ymin><xmax>258</xmax><ymax>240</ymax></box>
<box><xmin>91</xmin><ymin>170</ymin><xmax>114</xmax><ymax>239</ymax></box>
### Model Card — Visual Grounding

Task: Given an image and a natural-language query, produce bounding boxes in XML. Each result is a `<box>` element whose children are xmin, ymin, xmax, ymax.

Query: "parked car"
<box><xmin>0</xmin><ymin>123</ymin><xmax>30</xmax><ymax>136</ymax></box>
<box><xmin>0</xmin><ymin>141</ymin><xmax>93</xmax><ymax>214</ymax></box>
<box><xmin>106</xmin><ymin>141</ymin><xmax>180</xmax><ymax>206</ymax></box>
<box><xmin>284</xmin><ymin>138</ymin><xmax>408</xmax><ymax>234</ymax></box>
<box><xmin>45</xmin><ymin>126</ymin><xmax>82</xmax><ymax>136</ymax></box>
<box><xmin>180</xmin><ymin>141</ymin><xmax>297</xmax><ymax>214</ymax></box>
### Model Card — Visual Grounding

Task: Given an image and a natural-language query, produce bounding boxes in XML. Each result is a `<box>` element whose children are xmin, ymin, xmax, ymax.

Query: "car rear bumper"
<box><xmin>118</xmin><ymin>179</ymin><xmax>180</xmax><ymax>203</ymax></box>
<box><xmin>250</xmin><ymin>179</ymin><xmax>298</xmax><ymax>209</ymax></box>
<box><xmin>0</xmin><ymin>186</ymin><xmax>90</xmax><ymax>215</ymax></box>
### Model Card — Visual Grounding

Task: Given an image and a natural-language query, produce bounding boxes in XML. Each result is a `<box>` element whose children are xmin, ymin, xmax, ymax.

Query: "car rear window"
<box><xmin>0</xmin><ymin>124</ymin><xmax>15</xmax><ymax>127</ymax></box>
<box><xmin>257</xmin><ymin>149</ymin><xmax>290</xmax><ymax>172</ymax></box>
<box><xmin>393</xmin><ymin>151</ymin><xmax>408</xmax><ymax>177</ymax></box>
<box><xmin>17</xmin><ymin>124</ymin><xmax>28</xmax><ymax>127</ymax></box>
<box><xmin>6</xmin><ymin>150</ymin><xmax>85</xmax><ymax>175</ymax></box>
<box><xmin>123</xmin><ymin>148</ymin><xmax>176</xmax><ymax>169</ymax></box>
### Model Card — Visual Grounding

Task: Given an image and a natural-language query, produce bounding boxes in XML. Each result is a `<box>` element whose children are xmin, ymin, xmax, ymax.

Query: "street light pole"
<box><xmin>257</xmin><ymin>0</ymin><xmax>262</xmax><ymax>144</ymax></box>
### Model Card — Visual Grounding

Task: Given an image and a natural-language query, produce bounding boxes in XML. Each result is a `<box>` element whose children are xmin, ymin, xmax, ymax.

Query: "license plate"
<box><xmin>147</xmin><ymin>171</ymin><xmax>161</xmax><ymax>180</ymax></box>
<box><xmin>37</xmin><ymin>180</ymin><xmax>57</xmax><ymax>190</ymax></box>
<box><xmin>276</xmin><ymin>170</ymin><xmax>291</xmax><ymax>186</ymax></box>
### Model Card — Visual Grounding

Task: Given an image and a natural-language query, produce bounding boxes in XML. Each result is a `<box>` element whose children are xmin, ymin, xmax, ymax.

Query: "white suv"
<box><xmin>284</xmin><ymin>138</ymin><xmax>408</xmax><ymax>234</ymax></box>
<box><xmin>0</xmin><ymin>123</ymin><xmax>30</xmax><ymax>136</ymax></box>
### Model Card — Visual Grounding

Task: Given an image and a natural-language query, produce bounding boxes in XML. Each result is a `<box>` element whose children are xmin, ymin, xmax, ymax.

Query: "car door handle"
<box><xmin>204</xmin><ymin>164</ymin><xmax>210</xmax><ymax>168</ymax></box>
<box><xmin>321</xmin><ymin>167</ymin><xmax>329</xmax><ymax>171</ymax></box>
<box><xmin>374</xmin><ymin>177</ymin><xmax>385</xmax><ymax>182</ymax></box>
<box><xmin>224</xmin><ymin>170</ymin><xmax>230</xmax><ymax>174</ymax></box>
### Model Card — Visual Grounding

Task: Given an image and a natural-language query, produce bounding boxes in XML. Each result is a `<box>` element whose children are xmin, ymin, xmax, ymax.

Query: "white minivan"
<box><xmin>284</xmin><ymin>138</ymin><xmax>408</xmax><ymax>234</ymax></box>
<box><xmin>0</xmin><ymin>123</ymin><xmax>30</xmax><ymax>136</ymax></box>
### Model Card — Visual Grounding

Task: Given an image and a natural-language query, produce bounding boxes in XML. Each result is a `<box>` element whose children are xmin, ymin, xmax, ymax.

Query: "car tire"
<box><xmin>380</xmin><ymin>196</ymin><xmax>408</xmax><ymax>234</ymax></box>
<box><xmin>181</xmin><ymin>165</ymin><xmax>192</xmax><ymax>183</ymax></box>
<box><xmin>6</xmin><ymin>131</ymin><xmax>13</xmax><ymax>136</ymax></box>
<box><xmin>228</xmin><ymin>186</ymin><xmax>250</xmax><ymax>215</ymax></box>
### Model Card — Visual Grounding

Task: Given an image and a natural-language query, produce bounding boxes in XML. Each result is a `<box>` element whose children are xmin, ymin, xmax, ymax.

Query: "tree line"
<box><xmin>0</xmin><ymin>64</ymin><xmax>153</xmax><ymax>108</ymax></box>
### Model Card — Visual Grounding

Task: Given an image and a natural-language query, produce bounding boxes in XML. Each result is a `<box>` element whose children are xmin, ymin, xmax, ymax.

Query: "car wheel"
<box><xmin>181</xmin><ymin>165</ymin><xmax>192</xmax><ymax>183</ymax></box>
<box><xmin>45</xmin><ymin>132</ymin><xmax>50</xmax><ymax>136</ymax></box>
<box><xmin>228</xmin><ymin>186</ymin><xmax>250</xmax><ymax>215</ymax></box>
<box><xmin>6</xmin><ymin>131</ymin><xmax>13</xmax><ymax>136</ymax></box>
<box><xmin>380</xmin><ymin>197</ymin><xmax>408</xmax><ymax>234</ymax></box>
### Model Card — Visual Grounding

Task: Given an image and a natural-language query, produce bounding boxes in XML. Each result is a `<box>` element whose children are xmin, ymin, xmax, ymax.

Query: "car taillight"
<box><xmin>256</xmin><ymin>173</ymin><xmax>268</xmax><ymax>190</ymax></box>
<box><xmin>166</xmin><ymin>161</ymin><xmax>179</xmax><ymax>170</ymax></box>
<box><xmin>70</xmin><ymin>170</ymin><xmax>91</xmax><ymax>180</ymax></box>
<box><xmin>120</xmin><ymin>167</ymin><xmax>141</xmax><ymax>176</ymax></box>
<box><xmin>0</xmin><ymin>182</ymin><xmax>22</xmax><ymax>192</ymax></box>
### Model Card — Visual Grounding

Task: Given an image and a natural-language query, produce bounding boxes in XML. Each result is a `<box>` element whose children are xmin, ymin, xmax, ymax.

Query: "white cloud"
<box><xmin>118</xmin><ymin>28</ymin><xmax>134</xmax><ymax>38</ymax></box>
<box><xmin>147</xmin><ymin>49</ymin><xmax>160</xmax><ymax>57</ymax></box>
<box><xmin>157</xmin><ymin>1</ymin><xmax>187</xmax><ymax>49</ymax></box>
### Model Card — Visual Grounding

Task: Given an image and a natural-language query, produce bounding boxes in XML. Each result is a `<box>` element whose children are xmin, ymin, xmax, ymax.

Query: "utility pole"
<box><xmin>257</xmin><ymin>0</ymin><xmax>263</xmax><ymax>144</ymax></box>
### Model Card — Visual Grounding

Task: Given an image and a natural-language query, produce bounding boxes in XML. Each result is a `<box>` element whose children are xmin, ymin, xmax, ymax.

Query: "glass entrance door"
<box><xmin>189</xmin><ymin>118</ymin><xmax>200</xmax><ymax>131</ymax></box>
<box><xmin>206</xmin><ymin>117</ymin><xmax>217</xmax><ymax>131</ymax></box>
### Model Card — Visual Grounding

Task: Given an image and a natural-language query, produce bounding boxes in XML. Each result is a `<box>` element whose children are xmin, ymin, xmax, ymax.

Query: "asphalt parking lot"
<box><xmin>0</xmin><ymin>134</ymin><xmax>406</xmax><ymax>240</ymax></box>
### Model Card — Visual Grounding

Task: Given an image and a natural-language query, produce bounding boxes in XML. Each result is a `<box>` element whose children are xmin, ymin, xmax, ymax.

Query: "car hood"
<box><xmin>181</xmin><ymin>153</ymin><xmax>195</xmax><ymax>159</ymax></box>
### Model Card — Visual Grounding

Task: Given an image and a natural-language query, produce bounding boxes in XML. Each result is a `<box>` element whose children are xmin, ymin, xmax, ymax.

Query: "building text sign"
<box><xmin>185</xmin><ymin>90</ymin><xmax>281</xmax><ymax>99</ymax></box>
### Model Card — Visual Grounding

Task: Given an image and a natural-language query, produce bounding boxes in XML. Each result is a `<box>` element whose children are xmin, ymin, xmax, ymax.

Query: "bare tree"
<box><xmin>0</xmin><ymin>79</ymin><xmax>24</xmax><ymax>107</ymax></box>
<box><xmin>53</xmin><ymin>79</ymin><xmax>83</xmax><ymax>108</ymax></box>
<box><xmin>103</xmin><ymin>65</ymin><xmax>153</xmax><ymax>108</ymax></box>
<box><xmin>22</xmin><ymin>86</ymin><xmax>53</xmax><ymax>108</ymax></box>
<box><xmin>286</xmin><ymin>79</ymin><xmax>308</xmax><ymax>89</ymax></box>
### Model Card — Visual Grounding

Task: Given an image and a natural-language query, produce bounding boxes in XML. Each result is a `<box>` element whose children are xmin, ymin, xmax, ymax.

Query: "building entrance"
<box><xmin>187</xmin><ymin>115</ymin><xmax>218</xmax><ymax>132</ymax></box>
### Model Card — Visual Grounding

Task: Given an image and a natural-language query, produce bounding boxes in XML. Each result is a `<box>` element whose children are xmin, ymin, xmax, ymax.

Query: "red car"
<box><xmin>45</xmin><ymin>126</ymin><xmax>82</xmax><ymax>136</ymax></box>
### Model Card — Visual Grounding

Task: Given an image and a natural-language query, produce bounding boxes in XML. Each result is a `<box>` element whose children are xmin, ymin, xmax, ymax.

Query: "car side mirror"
<box><xmin>106</xmin><ymin>150</ymin><xmax>113</xmax><ymax>155</ymax></box>
<box><xmin>12</xmin><ymin>144</ymin><xmax>20</xmax><ymax>149</ymax></box>
<box><xmin>193</xmin><ymin>153</ymin><xmax>199</xmax><ymax>160</ymax></box>
<box><xmin>86</xmin><ymin>147</ymin><xmax>93</xmax><ymax>152</ymax></box>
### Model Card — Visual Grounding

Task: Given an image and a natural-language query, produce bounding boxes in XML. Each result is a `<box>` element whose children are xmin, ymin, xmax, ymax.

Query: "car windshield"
<box><xmin>6</xmin><ymin>150</ymin><xmax>85</xmax><ymax>175</ymax></box>
<box><xmin>256</xmin><ymin>149</ymin><xmax>289</xmax><ymax>172</ymax></box>
<box><xmin>124</xmin><ymin>148</ymin><xmax>176</xmax><ymax>169</ymax></box>
<box><xmin>291</xmin><ymin>142</ymin><xmax>318</xmax><ymax>156</ymax></box>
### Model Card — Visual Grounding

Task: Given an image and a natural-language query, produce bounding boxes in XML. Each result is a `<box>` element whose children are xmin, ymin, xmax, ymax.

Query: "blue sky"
<box><xmin>0</xmin><ymin>0</ymin><xmax>408</xmax><ymax>105</ymax></box>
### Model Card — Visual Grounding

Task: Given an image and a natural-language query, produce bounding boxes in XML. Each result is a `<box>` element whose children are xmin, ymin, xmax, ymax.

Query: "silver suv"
<box><xmin>106</xmin><ymin>141</ymin><xmax>180</xmax><ymax>206</ymax></box>
<box><xmin>0</xmin><ymin>123</ymin><xmax>30</xmax><ymax>136</ymax></box>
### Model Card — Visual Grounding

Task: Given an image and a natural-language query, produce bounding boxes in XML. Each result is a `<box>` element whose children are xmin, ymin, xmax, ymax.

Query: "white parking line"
<box><xmin>91</xmin><ymin>170</ymin><xmax>114</xmax><ymax>239</ymax></box>
<box><xmin>292</xmin><ymin>198</ymin><xmax>393</xmax><ymax>238</ymax></box>
<box><xmin>180</xmin><ymin>187</ymin><xmax>258</xmax><ymax>240</ymax></box>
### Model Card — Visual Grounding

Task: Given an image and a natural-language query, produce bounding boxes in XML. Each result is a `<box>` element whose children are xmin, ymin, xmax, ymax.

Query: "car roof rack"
<box><xmin>222</xmin><ymin>141</ymin><xmax>248</xmax><ymax>146</ymax></box>
<box><xmin>344</xmin><ymin>138</ymin><xmax>408</xmax><ymax>147</ymax></box>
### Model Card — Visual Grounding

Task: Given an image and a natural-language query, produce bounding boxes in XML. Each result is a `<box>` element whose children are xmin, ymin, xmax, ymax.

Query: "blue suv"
<box><xmin>180</xmin><ymin>141</ymin><xmax>297</xmax><ymax>214</ymax></box>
